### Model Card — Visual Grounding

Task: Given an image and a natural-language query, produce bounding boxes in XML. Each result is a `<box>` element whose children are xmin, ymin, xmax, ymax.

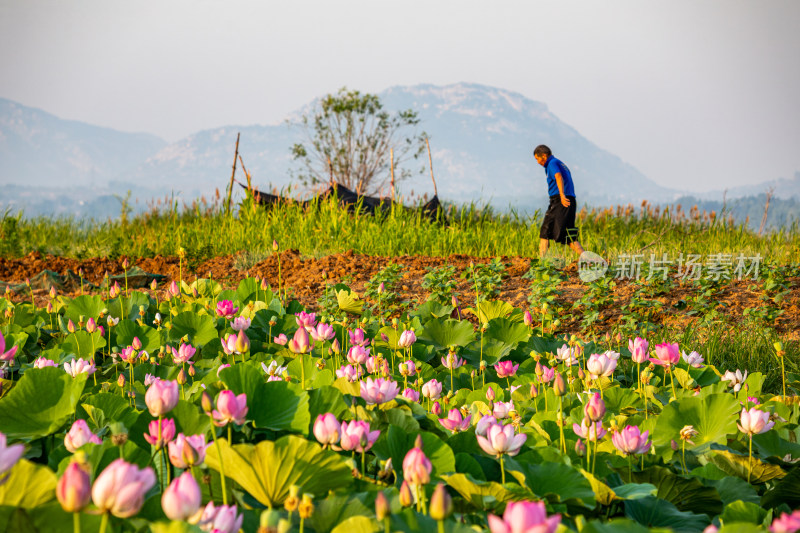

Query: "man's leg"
<box><xmin>539</xmin><ymin>238</ymin><xmax>549</xmax><ymax>257</ymax></box>
<box><xmin>569</xmin><ymin>241</ymin><xmax>585</xmax><ymax>256</ymax></box>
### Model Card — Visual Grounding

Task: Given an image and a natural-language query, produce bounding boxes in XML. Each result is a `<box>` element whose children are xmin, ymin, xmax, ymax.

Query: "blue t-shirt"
<box><xmin>544</xmin><ymin>156</ymin><xmax>575</xmax><ymax>197</ymax></box>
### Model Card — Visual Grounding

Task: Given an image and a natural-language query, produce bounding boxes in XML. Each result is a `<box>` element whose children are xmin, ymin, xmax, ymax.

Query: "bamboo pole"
<box><xmin>425</xmin><ymin>137</ymin><xmax>438</xmax><ymax>197</ymax></box>
<box><xmin>328</xmin><ymin>156</ymin><xmax>334</xmax><ymax>185</ymax></box>
<box><xmin>238</xmin><ymin>154</ymin><xmax>252</xmax><ymax>193</ymax></box>
<box><xmin>758</xmin><ymin>188</ymin><xmax>773</xmax><ymax>236</ymax></box>
<box><xmin>225</xmin><ymin>133</ymin><xmax>240</xmax><ymax>215</ymax></box>
<box><xmin>390</xmin><ymin>148</ymin><xmax>396</xmax><ymax>202</ymax></box>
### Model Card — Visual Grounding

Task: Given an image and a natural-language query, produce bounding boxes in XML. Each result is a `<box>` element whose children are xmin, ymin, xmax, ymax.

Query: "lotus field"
<box><xmin>1</xmin><ymin>275</ymin><xmax>799</xmax><ymax>533</ymax></box>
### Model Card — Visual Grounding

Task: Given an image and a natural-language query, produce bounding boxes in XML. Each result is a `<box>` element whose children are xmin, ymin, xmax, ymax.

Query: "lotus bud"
<box><xmin>67</xmin><ymin>319</ymin><xmax>76</xmax><ymax>333</ymax></box>
<box><xmin>584</xmin><ymin>392</ymin><xmax>605</xmax><ymax>421</ymax></box>
<box><xmin>150</xmin><ymin>278</ymin><xmax>157</xmax><ymax>291</ymax></box>
<box><xmin>235</xmin><ymin>330</ymin><xmax>250</xmax><ymax>353</ymax></box>
<box><xmin>530</xmin><ymin>383</ymin><xmax>539</xmax><ymax>398</ymax></box>
<box><xmin>432</xmin><ymin>401</ymin><xmax>442</xmax><ymax>416</ymax></box>
<box><xmin>201</xmin><ymin>391</ymin><xmax>213</xmax><ymax>414</ymax></box>
<box><xmin>188</xmin><ymin>363</ymin><xmax>196</xmax><ymax>377</ymax></box>
<box><xmin>56</xmin><ymin>461</ymin><xmax>91</xmax><ymax>513</ymax></box>
<box><xmin>272</xmin><ymin>240</ymin><xmax>279</xmax><ymax>252</ymax></box>
<box><xmin>553</xmin><ymin>373</ymin><xmax>566</xmax><ymax>396</ymax></box>
<box><xmin>331</xmin><ymin>339</ymin><xmax>341</xmax><ymax>354</ymax></box>
<box><xmin>177</xmin><ymin>368</ymin><xmax>187</xmax><ymax>385</ymax></box>
<box><xmin>375</xmin><ymin>491</ymin><xmax>389</xmax><ymax>520</ymax></box>
<box><xmin>377</xmin><ymin>282</ymin><xmax>385</xmax><ymax>295</ymax></box>
<box><xmin>535</xmin><ymin>362</ymin><xmax>543</xmax><ymax>376</ymax></box>
<box><xmin>429</xmin><ymin>483</ymin><xmax>453</xmax><ymax>520</ymax></box>
<box><xmin>49</xmin><ymin>286</ymin><xmax>57</xmax><ymax>299</ymax></box>
<box><xmin>399</xmin><ymin>480</ymin><xmax>414</xmax><ymax>507</ymax></box>
<box><xmin>47</xmin><ymin>301</ymin><xmax>54</xmax><ymax>313</ymax></box>
<box><xmin>117</xmin><ymin>374</ymin><xmax>125</xmax><ymax>388</ymax></box>
<box><xmin>575</xmin><ymin>439</ymin><xmax>586</xmax><ymax>456</ymax></box>
<box><xmin>577</xmin><ymin>368</ymin><xmax>585</xmax><ymax>381</ymax></box>
<box><xmin>486</xmin><ymin>387</ymin><xmax>496</xmax><ymax>401</ymax></box>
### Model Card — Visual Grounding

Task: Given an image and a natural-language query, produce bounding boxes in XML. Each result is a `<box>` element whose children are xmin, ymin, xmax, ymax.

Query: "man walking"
<box><xmin>533</xmin><ymin>145</ymin><xmax>585</xmax><ymax>258</ymax></box>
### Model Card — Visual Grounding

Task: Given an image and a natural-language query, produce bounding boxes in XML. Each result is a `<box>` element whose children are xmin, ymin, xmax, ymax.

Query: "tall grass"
<box><xmin>2</xmin><ymin>195</ymin><xmax>799</xmax><ymax>262</ymax></box>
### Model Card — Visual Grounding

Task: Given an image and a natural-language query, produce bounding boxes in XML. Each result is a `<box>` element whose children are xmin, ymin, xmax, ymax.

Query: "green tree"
<box><xmin>290</xmin><ymin>87</ymin><xmax>426</xmax><ymax>196</ymax></box>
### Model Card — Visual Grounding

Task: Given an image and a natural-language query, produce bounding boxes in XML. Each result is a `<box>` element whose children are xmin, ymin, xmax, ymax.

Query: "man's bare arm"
<box><xmin>555</xmin><ymin>173</ymin><xmax>570</xmax><ymax>207</ymax></box>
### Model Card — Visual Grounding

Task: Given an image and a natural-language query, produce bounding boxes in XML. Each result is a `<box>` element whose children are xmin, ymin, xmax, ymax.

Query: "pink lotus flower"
<box><xmin>475</xmin><ymin>415</ymin><xmax>498</xmax><ymax>437</ymax></box>
<box><xmin>494</xmin><ymin>360</ymin><xmax>519</xmax><ymax>379</ymax></box>
<box><xmin>0</xmin><ymin>332</ymin><xmax>18</xmax><ymax>364</ymax></box>
<box><xmin>295</xmin><ymin>311</ymin><xmax>317</xmax><ymax>331</ymax></box>
<box><xmin>64</xmin><ymin>358</ymin><xmax>96</xmax><ymax>377</ymax></box>
<box><xmin>144</xmin><ymin>418</ymin><xmax>176</xmax><ymax>448</ymax></box>
<box><xmin>476</xmin><ymin>422</ymin><xmax>527</xmax><ymax>457</ymax></box>
<box><xmin>723</xmin><ymin>369</ymin><xmax>748</xmax><ymax>393</ymax></box>
<box><xmin>442</xmin><ymin>353</ymin><xmax>465</xmax><ymax>369</ymax></box>
<box><xmin>586</xmin><ymin>353</ymin><xmax>617</xmax><ymax>379</ymax></box>
<box><xmin>488</xmin><ymin>500</ymin><xmax>561</xmax><ymax>533</ymax></box>
<box><xmin>273</xmin><ymin>333</ymin><xmax>288</xmax><ymax>345</ymax></box>
<box><xmin>288</xmin><ymin>327</ymin><xmax>311</xmax><ymax>354</ymax></box>
<box><xmin>650</xmin><ymin>342</ymin><xmax>680</xmax><ymax>367</ymax></box>
<box><xmin>310</xmin><ymin>323</ymin><xmax>336</xmax><ymax>342</ymax></box>
<box><xmin>339</xmin><ymin>420</ymin><xmax>379</xmax><ymax>453</ymax></box>
<box><xmin>402</xmin><ymin>446</ymin><xmax>432</xmax><ymax>486</ymax></box>
<box><xmin>162</xmin><ymin>471</ymin><xmax>202</xmax><ymax>521</ymax></box>
<box><xmin>439</xmin><ymin>409</ymin><xmax>473</xmax><ymax>433</ymax></box>
<box><xmin>347</xmin><ymin>345</ymin><xmax>370</xmax><ymax>365</ymax></box>
<box><xmin>0</xmin><ymin>431</ymin><xmax>25</xmax><ymax>479</ymax></box>
<box><xmin>682</xmin><ymin>350</ymin><xmax>705</xmax><ymax>368</ymax></box>
<box><xmin>771</xmin><ymin>510</ymin><xmax>800</xmax><ymax>533</ymax></box>
<box><xmin>216</xmin><ymin>364</ymin><xmax>231</xmax><ymax>377</ymax></box>
<box><xmin>584</xmin><ymin>392</ymin><xmax>606</xmax><ymax>422</ymax></box>
<box><xmin>33</xmin><ymin>357</ymin><xmax>58</xmax><ymax>369</ymax></box>
<box><xmin>336</xmin><ymin>364</ymin><xmax>363</xmax><ymax>382</ymax></box>
<box><xmin>612</xmin><ymin>425</ymin><xmax>652</xmax><ymax>455</ymax></box>
<box><xmin>91</xmin><ymin>459</ymin><xmax>156</xmax><ymax>518</ymax></box>
<box><xmin>168</xmin><ymin>434</ymin><xmax>207</xmax><ymax>468</ymax></box>
<box><xmin>399</xmin><ymin>360</ymin><xmax>417</xmax><ymax>376</ymax></box>
<box><xmin>493</xmin><ymin>401</ymin><xmax>514</xmax><ymax>420</ymax></box>
<box><xmin>349</xmin><ymin>328</ymin><xmax>370</xmax><ymax>347</ymax></box>
<box><xmin>144</xmin><ymin>373</ymin><xmax>157</xmax><ymax>386</ymax></box>
<box><xmin>167</xmin><ymin>281</ymin><xmax>180</xmax><ymax>298</ymax></box>
<box><xmin>173</xmin><ymin>342</ymin><xmax>196</xmax><ymax>364</ymax></box>
<box><xmin>421</xmin><ymin>379</ymin><xmax>443</xmax><ymax>400</ymax></box>
<box><xmin>234</xmin><ymin>330</ymin><xmax>250</xmax><ymax>353</ymax></box>
<box><xmin>360</xmin><ymin>377</ymin><xmax>399</xmax><ymax>404</ymax></box>
<box><xmin>556</xmin><ymin>344</ymin><xmax>578</xmax><ymax>366</ymax></box>
<box><xmin>628</xmin><ymin>337</ymin><xmax>649</xmax><ymax>364</ymax></box>
<box><xmin>215</xmin><ymin>300</ymin><xmax>239</xmax><ymax>320</ymax></box>
<box><xmin>221</xmin><ymin>334</ymin><xmax>237</xmax><ymax>355</ymax></box>
<box><xmin>737</xmin><ymin>407</ymin><xmax>775</xmax><ymax>436</ymax></box>
<box><xmin>366</xmin><ymin>356</ymin><xmax>389</xmax><ymax>375</ymax></box>
<box><xmin>402</xmin><ymin>388</ymin><xmax>420</xmax><ymax>402</ymax></box>
<box><xmin>56</xmin><ymin>461</ymin><xmax>91</xmax><ymax>512</ymax></box>
<box><xmin>313</xmin><ymin>413</ymin><xmax>341</xmax><ymax>446</ymax></box>
<box><xmin>539</xmin><ymin>364</ymin><xmax>555</xmax><ymax>384</ymax></box>
<box><xmin>64</xmin><ymin>419</ymin><xmax>102</xmax><ymax>452</ymax></box>
<box><xmin>572</xmin><ymin>419</ymin><xmax>607</xmax><ymax>442</ymax></box>
<box><xmin>145</xmin><ymin>379</ymin><xmax>179</xmax><ymax>416</ymax></box>
<box><xmin>212</xmin><ymin>390</ymin><xmax>248</xmax><ymax>426</ymax></box>
<box><xmin>119</xmin><ymin>346</ymin><xmax>137</xmax><ymax>364</ymax></box>
<box><xmin>230</xmin><ymin>316</ymin><xmax>251</xmax><ymax>332</ymax></box>
<box><xmin>398</xmin><ymin>330</ymin><xmax>416</xmax><ymax>348</ymax></box>
<box><xmin>196</xmin><ymin>502</ymin><xmax>243</xmax><ymax>533</ymax></box>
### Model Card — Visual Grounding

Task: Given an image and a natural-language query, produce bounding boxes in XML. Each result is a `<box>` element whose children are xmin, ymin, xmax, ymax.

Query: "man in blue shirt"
<box><xmin>533</xmin><ymin>145</ymin><xmax>585</xmax><ymax>258</ymax></box>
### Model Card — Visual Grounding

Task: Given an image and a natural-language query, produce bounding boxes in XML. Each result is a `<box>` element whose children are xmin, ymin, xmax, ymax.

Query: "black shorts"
<box><xmin>540</xmin><ymin>195</ymin><xmax>578</xmax><ymax>244</ymax></box>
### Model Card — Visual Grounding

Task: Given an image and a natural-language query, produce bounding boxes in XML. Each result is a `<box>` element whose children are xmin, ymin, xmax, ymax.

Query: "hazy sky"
<box><xmin>1</xmin><ymin>0</ymin><xmax>798</xmax><ymax>192</ymax></box>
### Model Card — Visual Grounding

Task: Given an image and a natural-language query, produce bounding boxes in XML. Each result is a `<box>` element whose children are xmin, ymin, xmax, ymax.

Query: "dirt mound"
<box><xmin>1</xmin><ymin>251</ymin><xmax>797</xmax><ymax>339</ymax></box>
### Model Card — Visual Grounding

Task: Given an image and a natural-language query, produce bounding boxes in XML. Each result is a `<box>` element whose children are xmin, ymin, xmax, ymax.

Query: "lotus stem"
<box><xmin>748</xmin><ymin>434</ymin><xmax>753</xmax><ymax>483</ymax></box>
<box><xmin>73</xmin><ymin>512</ymin><xmax>80</xmax><ymax>533</ymax></box>
<box><xmin>99</xmin><ymin>512</ymin><xmax>109</xmax><ymax>533</ymax></box>
<box><xmin>210</xmin><ymin>427</ymin><xmax>229</xmax><ymax>505</ymax></box>
<box><xmin>437</xmin><ymin>520</ymin><xmax>445</xmax><ymax>533</ymax></box>
<box><xmin>558</xmin><ymin>396</ymin><xmax>566</xmax><ymax>454</ymax></box>
<box><xmin>628</xmin><ymin>454</ymin><xmax>633</xmax><ymax>483</ymax></box>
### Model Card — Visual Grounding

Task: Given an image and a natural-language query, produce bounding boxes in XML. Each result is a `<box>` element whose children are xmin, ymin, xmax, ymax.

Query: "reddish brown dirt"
<box><xmin>1</xmin><ymin>250</ymin><xmax>798</xmax><ymax>340</ymax></box>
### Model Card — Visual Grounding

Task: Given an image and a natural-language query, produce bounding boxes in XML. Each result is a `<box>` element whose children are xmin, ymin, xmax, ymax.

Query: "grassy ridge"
<box><xmin>2</xmin><ymin>195</ymin><xmax>799</xmax><ymax>263</ymax></box>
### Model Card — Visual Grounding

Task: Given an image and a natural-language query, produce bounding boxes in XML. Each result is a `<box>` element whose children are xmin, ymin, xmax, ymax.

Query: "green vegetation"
<box><xmin>2</xmin><ymin>195</ymin><xmax>799</xmax><ymax>263</ymax></box>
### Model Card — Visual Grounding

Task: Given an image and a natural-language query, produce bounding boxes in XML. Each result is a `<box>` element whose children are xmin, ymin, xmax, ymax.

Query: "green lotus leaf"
<box><xmin>374</xmin><ymin>426</ymin><xmax>455</xmax><ymax>485</ymax></box>
<box><xmin>249</xmin><ymin>381</ymin><xmax>310</xmax><ymax>433</ymax></box>
<box><xmin>307</xmin><ymin>386</ymin><xmax>350</xmax><ymax>433</ymax></box>
<box><xmin>705</xmin><ymin>476</ymin><xmax>759</xmax><ymax>506</ymax></box>
<box><xmin>236</xmin><ymin>277</ymin><xmax>262</xmax><ymax>304</ymax></box>
<box><xmin>150</xmin><ymin>521</ymin><xmax>205</xmax><ymax>533</ymax></box>
<box><xmin>60</xmin><ymin>331</ymin><xmax>104</xmax><ymax>359</ymax></box>
<box><xmin>310</xmin><ymin>494</ymin><xmax>372</xmax><ymax>533</ymax></box>
<box><xmin>613</xmin><ymin>483</ymin><xmax>658</xmax><ymax>500</ymax></box>
<box><xmin>719</xmin><ymin>500</ymin><xmax>767</xmax><ymax>525</ymax></box>
<box><xmin>63</xmin><ymin>294</ymin><xmax>105</xmax><ymax>323</ymax></box>
<box><xmin>462</xmin><ymin>338</ymin><xmax>513</xmax><ymax>366</ymax></box>
<box><xmin>751</xmin><ymin>430</ymin><xmax>800</xmax><ymax>461</ymax></box>
<box><xmin>465</xmin><ymin>300</ymin><xmax>516</xmax><ymax>323</ymax></box>
<box><xmin>336</xmin><ymin>289</ymin><xmax>364</xmax><ymax>315</ymax></box>
<box><xmin>0</xmin><ymin>459</ymin><xmax>56</xmax><ymax>508</ymax></box>
<box><xmin>418</xmin><ymin>318</ymin><xmax>475</xmax><ymax>350</ymax></box>
<box><xmin>114</xmin><ymin>321</ymin><xmax>161</xmax><ymax>353</ymax></box>
<box><xmin>441</xmin><ymin>472</ymin><xmax>531</xmax><ymax>512</ymax></box>
<box><xmin>412</xmin><ymin>300</ymin><xmax>455</xmax><ymax>320</ymax></box>
<box><xmin>80</xmin><ymin>392</ymin><xmax>140</xmax><ymax>430</ymax></box>
<box><xmin>0</xmin><ymin>367</ymin><xmax>87</xmax><ymax>439</ymax></box>
<box><xmin>484</xmin><ymin>318</ymin><xmax>530</xmax><ymax>348</ymax></box>
<box><xmin>761</xmin><ymin>467</ymin><xmax>800</xmax><ymax>509</ymax></box>
<box><xmin>169</xmin><ymin>311</ymin><xmax>218</xmax><ymax>347</ymax></box>
<box><xmin>625</xmin><ymin>495</ymin><xmax>711</xmax><ymax>532</ymax></box>
<box><xmin>219</xmin><ymin>362</ymin><xmax>263</xmax><ymax>399</ymax></box>
<box><xmin>0</xmin><ymin>502</ymin><xmax>105</xmax><ymax>533</ymax></box>
<box><xmin>581</xmin><ymin>518</ymin><xmax>655</xmax><ymax>533</ymax></box>
<box><xmin>331</xmin><ymin>516</ymin><xmax>380</xmax><ymax>533</ymax></box>
<box><xmin>107</xmin><ymin>291</ymin><xmax>150</xmax><ymax>322</ymax></box>
<box><xmin>653</xmin><ymin>393</ymin><xmax>740</xmax><ymax>454</ymax></box>
<box><xmin>205</xmin><ymin>435</ymin><xmax>352</xmax><ymax>507</ymax></box>
<box><xmin>631</xmin><ymin>466</ymin><xmax>722</xmax><ymax>516</ymax></box>
<box><xmin>710</xmin><ymin>449</ymin><xmax>786</xmax><ymax>484</ymax></box>
<box><xmin>509</xmin><ymin>462</ymin><xmax>596</xmax><ymax>508</ymax></box>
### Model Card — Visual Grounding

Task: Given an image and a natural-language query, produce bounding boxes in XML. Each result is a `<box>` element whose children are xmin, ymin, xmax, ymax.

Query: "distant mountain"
<box><xmin>0</xmin><ymin>98</ymin><xmax>166</xmax><ymax>188</ymax></box>
<box><xmin>694</xmin><ymin>171</ymin><xmax>800</xmax><ymax>201</ymax></box>
<box><xmin>118</xmin><ymin>83</ymin><xmax>677</xmax><ymax>209</ymax></box>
